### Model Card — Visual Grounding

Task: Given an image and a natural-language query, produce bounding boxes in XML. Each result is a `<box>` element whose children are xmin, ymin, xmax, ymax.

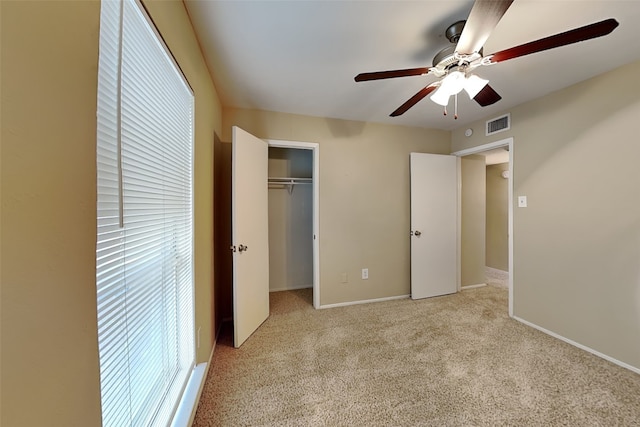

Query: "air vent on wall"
<box><xmin>486</xmin><ymin>113</ymin><xmax>510</xmax><ymax>136</ymax></box>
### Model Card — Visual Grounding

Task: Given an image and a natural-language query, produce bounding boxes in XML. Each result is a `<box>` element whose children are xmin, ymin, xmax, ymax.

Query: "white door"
<box><xmin>232</xmin><ymin>126</ymin><xmax>270</xmax><ymax>347</ymax></box>
<box><xmin>410</xmin><ymin>153</ymin><xmax>458</xmax><ymax>299</ymax></box>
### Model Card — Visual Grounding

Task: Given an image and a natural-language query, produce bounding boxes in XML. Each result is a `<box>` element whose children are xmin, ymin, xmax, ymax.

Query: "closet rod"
<box><xmin>267</xmin><ymin>177</ymin><xmax>312</xmax><ymax>184</ymax></box>
<box><xmin>267</xmin><ymin>177</ymin><xmax>312</xmax><ymax>194</ymax></box>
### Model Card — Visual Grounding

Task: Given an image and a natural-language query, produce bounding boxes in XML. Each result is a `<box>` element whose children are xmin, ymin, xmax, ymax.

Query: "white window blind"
<box><xmin>96</xmin><ymin>0</ymin><xmax>195</xmax><ymax>426</ymax></box>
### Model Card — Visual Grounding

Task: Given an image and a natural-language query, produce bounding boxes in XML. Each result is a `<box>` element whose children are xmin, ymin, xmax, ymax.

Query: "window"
<box><xmin>95</xmin><ymin>0</ymin><xmax>195</xmax><ymax>425</ymax></box>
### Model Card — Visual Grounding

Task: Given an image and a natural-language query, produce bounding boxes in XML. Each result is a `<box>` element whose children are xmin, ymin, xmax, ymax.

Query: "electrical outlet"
<box><xmin>362</xmin><ymin>268</ymin><xmax>369</xmax><ymax>280</ymax></box>
<box><xmin>341</xmin><ymin>272</ymin><xmax>348</xmax><ymax>283</ymax></box>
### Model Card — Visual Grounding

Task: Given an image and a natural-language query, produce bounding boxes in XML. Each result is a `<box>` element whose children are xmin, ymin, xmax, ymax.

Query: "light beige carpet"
<box><xmin>193</xmin><ymin>286</ymin><xmax>640</xmax><ymax>426</ymax></box>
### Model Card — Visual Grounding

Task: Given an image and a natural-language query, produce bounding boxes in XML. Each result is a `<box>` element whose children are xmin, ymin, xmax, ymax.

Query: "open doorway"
<box><xmin>213</xmin><ymin>136</ymin><xmax>320</xmax><ymax>338</ymax></box>
<box><xmin>485</xmin><ymin>160</ymin><xmax>510</xmax><ymax>289</ymax></box>
<box><xmin>453</xmin><ymin>137</ymin><xmax>514</xmax><ymax>316</ymax></box>
<box><xmin>266</xmin><ymin>140</ymin><xmax>320</xmax><ymax>309</ymax></box>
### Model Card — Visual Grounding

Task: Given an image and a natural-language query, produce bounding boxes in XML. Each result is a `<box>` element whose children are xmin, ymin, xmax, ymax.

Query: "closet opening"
<box><xmin>266</xmin><ymin>141</ymin><xmax>320</xmax><ymax>308</ymax></box>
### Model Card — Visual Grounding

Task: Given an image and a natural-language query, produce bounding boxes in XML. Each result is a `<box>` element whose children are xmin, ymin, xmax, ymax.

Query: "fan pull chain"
<box><xmin>454</xmin><ymin>93</ymin><xmax>458</xmax><ymax>120</ymax></box>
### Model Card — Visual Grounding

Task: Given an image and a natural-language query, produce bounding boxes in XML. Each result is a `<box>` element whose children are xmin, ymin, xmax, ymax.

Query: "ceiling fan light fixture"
<box><xmin>430</xmin><ymin>87</ymin><xmax>451</xmax><ymax>106</ymax></box>
<box><xmin>441</xmin><ymin>70</ymin><xmax>466</xmax><ymax>95</ymax></box>
<box><xmin>430</xmin><ymin>70</ymin><xmax>466</xmax><ymax>106</ymax></box>
<box><xmin>463</xmin><ymin>74</ymin><xmax>489</xmax><ymax>98</ymax></box>
<box><xmin>430</xmin><ymin>71</ymin><xmax>487</xmax><ymax>106</ymax></box>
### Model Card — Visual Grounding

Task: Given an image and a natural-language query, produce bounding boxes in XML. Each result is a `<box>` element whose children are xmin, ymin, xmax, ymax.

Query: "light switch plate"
<box><xmin>518</xmin><ymin>196</ymin><xmax>527</xmax><ymax>208</ymax></box>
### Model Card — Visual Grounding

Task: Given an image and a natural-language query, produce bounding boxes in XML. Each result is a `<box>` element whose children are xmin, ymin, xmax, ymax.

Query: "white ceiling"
<box><xmin>184</xmin><ymin>0</ymin><xmax>640</xmax><ymax>131</ymax></box>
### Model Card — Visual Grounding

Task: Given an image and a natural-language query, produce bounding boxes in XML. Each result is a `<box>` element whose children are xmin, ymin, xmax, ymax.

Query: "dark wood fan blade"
<box><xmin>355</xmin><ymin>67</ymin><xmax>431</xmax><ymax>82</ymax></box>
<box><xmin>473</xmin><ymin>84</ymin><xmax>502</xmax><ymax>107</ymax></box>
<box><xmin>456</xmin><ymin>0</ymin><xmax>514</xmax><ymax>55</ymax></box>
<box><xmin>488</xmin><ymin>18</ymin><xmax>619</xmax><ymax>63</ymax></box>
<box><xmin>390</xmin><ymin>84</ymin><xmax>439</xmax><ymax>117</ymax></box>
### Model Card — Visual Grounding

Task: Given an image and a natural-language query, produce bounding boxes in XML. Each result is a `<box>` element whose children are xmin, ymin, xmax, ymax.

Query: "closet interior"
<box><xmin>267</xmin><ymin>147</ymin><xmax>314</xmax><ymax>297</ymax></box>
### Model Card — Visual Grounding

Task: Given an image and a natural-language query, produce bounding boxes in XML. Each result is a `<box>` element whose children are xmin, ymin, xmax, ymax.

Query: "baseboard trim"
<box><xmin>513</xmin><ymin>316</ymin><xmax>640</xmax><ymax>375</ymax></box>
<box><xmin>270</xmin><ymin>284</ymin><xmax>312</xmax><ymax>292</ymax></box>
<box><xmin>319</xmin><ymin>294</ymin><xmax>410</xmax><ymax>310</ymax></box>
<box><xmin>461</xmin><ymin>283</ymin><xmax>487</xmax><ymax>290</ymax></box>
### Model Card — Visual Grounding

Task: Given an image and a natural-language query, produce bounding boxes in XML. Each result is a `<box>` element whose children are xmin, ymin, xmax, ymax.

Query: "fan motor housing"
<box><xmin>434</xmin><ymin>20</ymin><xmax>475</xmax><ymax>69</ymax></box>
<box><xmin>432</xmin><ymin>46</ymin><xmax>457</xmax><ymax>68</ymax></box>
<box><xmin>445</xmin><ymin>20</ymin><xmax>466</xmax><ymax>43</ymax></box>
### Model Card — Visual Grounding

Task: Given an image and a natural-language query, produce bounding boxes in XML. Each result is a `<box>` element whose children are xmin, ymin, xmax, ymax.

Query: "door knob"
<box><xmin>238</xmin><ymin>244</ymin><xmax>248</xmax><ymax>252</ymax></box>
<box><xmin>414</xmin><ymin>230</ymin><xmax>422</xmax><ymax>237</ymax></box>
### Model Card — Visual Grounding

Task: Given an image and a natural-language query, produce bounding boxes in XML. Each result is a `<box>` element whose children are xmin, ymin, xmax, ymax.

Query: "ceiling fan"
<box><xmin>355</xmin><ymin>0</ymin><xmax>619</xmax><ymax>119</ymax></box>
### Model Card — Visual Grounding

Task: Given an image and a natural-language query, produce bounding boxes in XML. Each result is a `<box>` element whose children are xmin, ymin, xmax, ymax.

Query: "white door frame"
<box><xmin>266</xmin><ymin>139</ymin><xmax>320</xmax><ymax>309</ymax></box>
<box><xmin>451</xmin><ymin>137</ymin><xmax>514</xmax><ymax>317</ymax></box>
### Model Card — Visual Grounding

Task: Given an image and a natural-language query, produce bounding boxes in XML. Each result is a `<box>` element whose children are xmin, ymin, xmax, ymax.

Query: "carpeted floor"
<box><xmin>193</xmin><ymin>285</ymin><xmax>640</xmax><ymax>426</ymax></box>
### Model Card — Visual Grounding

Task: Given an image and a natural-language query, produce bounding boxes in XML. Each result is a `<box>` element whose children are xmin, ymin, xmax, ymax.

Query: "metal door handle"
<box><xmin>238</xmin><ymin>244</ymin><xmax>248</xmax><ymax>252</ymax></box>
<box><xmin>230</xmin><ymin>245</ymin><xmax>236</xmax><ymax>252</ymax></box>
<box><xmin>414</xmin><ymin>230</ymin><xmax>422</xmax><ymax>237</ymax></box>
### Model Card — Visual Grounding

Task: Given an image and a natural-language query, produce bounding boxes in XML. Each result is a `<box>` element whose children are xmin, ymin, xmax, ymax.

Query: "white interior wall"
<box><xmin>452</xmin><ymin>61</ymin><xmax>640</xmax><ymax>371</ymax></box>
<box><xmin>461</xmin><ymin>155</ymin><xmax>486</xmax><ymax>287</ymax></box>
<box><xmin>486</xmin><ymin>162</ymin><xmax>509</xmax><ymax>272</ymax></box>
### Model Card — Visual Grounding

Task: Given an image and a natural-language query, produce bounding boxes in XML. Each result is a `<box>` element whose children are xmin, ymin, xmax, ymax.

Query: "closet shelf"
<box><xmin>268</xmin><ymin>177</ymin><xmax>312</xmax><ymax>194</ymax></box>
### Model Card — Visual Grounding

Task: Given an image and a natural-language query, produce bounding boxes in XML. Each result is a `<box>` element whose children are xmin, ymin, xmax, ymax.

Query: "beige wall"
<box><xmin>1</xmin><ymin>3</ymin><xmax>103</xmax><ymax>426</ymax></box>
<box><xmin>0</xmin><ymin>1</ymin><xmax>221</xmax><ymax>426</ymax></box>
<box><xmin>461</xmin><ymin>155</ymin><xmax>487</xmax><ymax>286</ymax></box>
<box><xmin>486</xmin><ymin>163</ymin><xmax>509</xmax><ymax>271</ymax></box>
<box><xmin>222</xmin><ymin>109</ymin><xmax>450</xmax><ymax>306</ymax></box>
<box><xmin>452</xmin><ymin>60</ymin><xmax>640</xmax><ymax>371</ymax></box>
<box><xmin>268</xmin><ymin>148</ymin><xmax>314</xmax><ymax>291</ymax></box>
